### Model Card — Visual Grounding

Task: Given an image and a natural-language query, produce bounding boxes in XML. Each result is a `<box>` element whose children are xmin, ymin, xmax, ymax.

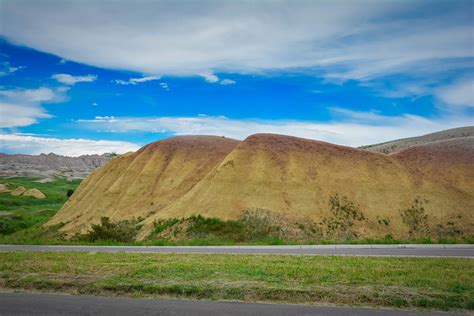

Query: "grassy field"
<box><xmin>0</xmin><ymin>251</ymin><xmax>472</xmax><ymax>311</ymax></box>
<box><xmin>0</xmin><ymin>177</ymin><xmax>81</xmax><ymax>235</ymax></box>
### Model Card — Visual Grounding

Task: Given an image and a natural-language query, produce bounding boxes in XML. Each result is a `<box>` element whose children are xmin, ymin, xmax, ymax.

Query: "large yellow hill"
<box><xmin>48</xmin><ymin>133</ymin><xmax>474</xmax><ymax>239</ymax></box>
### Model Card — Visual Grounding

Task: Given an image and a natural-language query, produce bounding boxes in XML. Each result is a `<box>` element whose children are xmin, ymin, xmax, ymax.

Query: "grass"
<box><xmin>0</xmin><ymin>251</ymin><xmax>472</xmax><ymax>311</ymax></box>
<box><xmin>0</xmin><ymin>177</ymin><xmax>81</xmax><ymax>235</ymax></box>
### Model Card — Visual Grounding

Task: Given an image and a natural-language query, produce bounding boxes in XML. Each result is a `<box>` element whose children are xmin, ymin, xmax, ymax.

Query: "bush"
<box><xmin>186</xmin><ymin>215</ymin><xmax>246</xmax><ymax>241</ymax></box>
<box><xmin>322</xmin><ymin>194</ymin><xmax>365</xmax><ymax>240</ymax></box>
<box><xmin>400</xmin><ymin>199</ymin><xmax>430</xmax><ymax>238</ymax></box>
<box><xmin>79</xmin><ymin>217</ymin><xmax>139</xmax><ymax>242</ymax></box>
<box><xmin>239</xmin><ymin>208</ymin><xmax>281</xmax><ymax>240</ymax></box>
<box><xmin>154</xmin><ymin>218</ymin><xmax>180</xmax><ymax>234</ymax></box>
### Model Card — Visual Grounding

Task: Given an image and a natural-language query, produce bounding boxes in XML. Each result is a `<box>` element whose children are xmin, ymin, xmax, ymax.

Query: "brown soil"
<box><xmin>23</xmin><ymin>188</ymin><xmax>46</xmax><ymax>199</ymax></box>
<box><xmin>10</xmin><ymin>186</ymin><xmax>26</xmax><ymax>196</ymax></box>
<box><xmin>0</xmin><ymin>184</ymin><xmax>10</xmax><ymax>193</ymax></box>
<box><xmin>48</xmin><ymin>133</ymin><xmax>474</xmax><ymax>240</ymax></box>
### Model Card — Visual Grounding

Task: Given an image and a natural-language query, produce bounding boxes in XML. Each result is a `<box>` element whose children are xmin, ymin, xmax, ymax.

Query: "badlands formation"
<box><xmin>48</xmin><ymin>129</ymin><xmax>474</xmax><ymax>239</ymax></box>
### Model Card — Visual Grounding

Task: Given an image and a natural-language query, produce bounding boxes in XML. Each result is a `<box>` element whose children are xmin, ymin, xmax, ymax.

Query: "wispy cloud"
<box><xmin>159</xmin><ymin>82</ymin><xmax>170</xmax><ymax>91</ymax></box>
<box><xmin>0</xmin><ymin>61</ymin><xmax>25</xmax><ymax>76</ymax></box>
<box><xmin>0</xmin><ymin>133</ymin><xmax>139</xmax><ymax>156</ymax></box>
<box><xmin>220</xmin><ymin>79</ymin><xmax>236</xmax><ymax>85</ymax></box>
<box><xmin>76</xmin><ymin>112</ymin><xmax>472</xmax><ymax>147</ymax></box>
<box><xmin>52</xmin><ymin>73</ymin><xmax>97</xmax><ymax>85</ymax></box>
<box><xmin>199</xmin><ymin>73</ymin><xmax>219</xmax><ymax>83</ymax></box>
<box><xmin>113</xmin><ymin>75</ymin><xmax>160</xmax><ymax>85</ymax></box>
<box><xmin>0</xmin><ymin>86</ymin><xmax>68</xmax><ymax>128</ymax></box>
<box><xmin>435</xmin><ymin>78</ymin><xmax>474</xmax><ymax>108</ymax></box>
<box><xmin>2</xmin><ymin>1</ymin><xmax>472</xmax><ymax>81</ymax></box>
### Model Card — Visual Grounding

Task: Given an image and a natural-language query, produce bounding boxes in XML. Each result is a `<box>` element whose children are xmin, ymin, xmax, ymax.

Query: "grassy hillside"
<box><xmin>362</xmin><ymin>126</ymin><xmax>474</xmax><ymax>154</ymax></box>
<box><xmin>0</xmin><ymin>177</ymin><xmax>80</xmax><ymax>235</ymax></box>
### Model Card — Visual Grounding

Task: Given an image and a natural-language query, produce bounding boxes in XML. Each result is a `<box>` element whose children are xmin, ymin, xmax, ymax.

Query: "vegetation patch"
<box><xmin>400</xmin><ymin>199</ymin><xmax>431</xmax><ymax>238</ymax></box>
<box><xmin>0</xmin><ymin>251</ymin><xmax>472</xmax><ymax>311</ymax></box>
<box><xmin>0</xmin><ymin>177</ymin><xmax>80</xmax><ymax>235</ymax></box>
<box><xmin>322</xmin><ymin>194</ymin><xmax>365</xmax><ymax>240</ymax></box>
<box><xmin>74</xmin><ymin>217</ymin><xmax>141</xmax><ymax>243</ymax></box>
<box><xmin>151</xmin><ymin>210</ymin><xmax>321</xmax><ymax>244</ymax></box>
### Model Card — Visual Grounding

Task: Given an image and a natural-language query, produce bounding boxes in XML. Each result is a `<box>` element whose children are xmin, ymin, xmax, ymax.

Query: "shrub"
<box><xmin>239</xmin><ymin>208</ymin><xmax>280</xmax><ymax>240</ymax></box>
<box><xmin>154</xmin><ymin>218</ymin><xmax>180</xmax><ymax>234</ymax></box>
<box><xmin>79</xmin><ymin>217</ymin><xmax>139</xmax><ymax>242</ymax></box>
<box><xmin>433</xmin><ymin>221</ymin><xmax>463</xmax><ymax>239</ymax></box>
<box><xmin>400</xmin><ymin>199</ymin><xmax>430</xmax><ymax>238</ymax></box>
<box><xmin>322</xmin><ymin>194</ymin><xmax>365</xmax><ymax>240</ymax></box>
<box><xmin>186</xmin><ymin>215</ymin><xmax>246</xmax><ymax>241</ymax></box>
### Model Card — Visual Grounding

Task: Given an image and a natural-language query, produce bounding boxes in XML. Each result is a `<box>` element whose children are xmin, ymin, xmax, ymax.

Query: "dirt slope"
<box><xmin>48</xmin><ymin>136</ymin><xmax>240</xmax><ymax>233</ymax></box>
<box><xmin>362</xmin><ymin>126</ymin><xmax>474</xmax><ymax>154</ymax></box>
<box><xmin>48</xmin><ymin>133</ymin><xmax>474</xmax><ymax>239</ymax></box>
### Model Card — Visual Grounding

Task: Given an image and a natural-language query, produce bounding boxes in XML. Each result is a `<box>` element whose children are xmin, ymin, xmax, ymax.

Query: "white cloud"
<box><xmin>113</xmin><ymin>75</ymin><xmax>160</xmax><ymax>85</ymax></box>
<box><xmin>76</xmin><ymin>112</ymin><xmax>472</xmax><ymax>147</ymax></box>
<box><xmin>52</xmin><ymin>73</ymin><xmax>97</xmax><ymax>85</ymax></box>
<box><xmin>159</xmin><ymin>82</ymin><xmax>170</xmax><ymax>90</ymax></box>
<box><xmin>1</xmin><ymin>1</ymin><xmax>471</xmax><ymax>84</ymax></box>
<box><xmin>0</xmin><ymin>102</ymin><xmax>52</xmax><ymax>128</ymax></box>
<box><xmin>0</xmin><ymin>87</ymin><xmax>63</xmax><ymax>103</ymax></box>
<box><xmin>200</xmin><ymin>73</ymin><xmax>219</xmax><ymax>83</ymax></box>
<box><xmin>0</xmin><ymin>87</ymin><xmax>67</xmax><ymax>128</ymax></box>
<box><xmin>0</xmin><ymin>133</ymin><xmax>140</xmax><ymax>156</ymax></box>
<box><xmin>435</xmin><ymin>79</ymin><xmax>474</xmax><ymax>107</ymax></box>
<box><xmin>0</xmin><ymin>61</ymin><xmax>25</xmax><ymax>76</ymax></box>
<box><xmin>220</xmin><ymin>79</ymin><xmax>236</xmax><ymax>85</ymax></box>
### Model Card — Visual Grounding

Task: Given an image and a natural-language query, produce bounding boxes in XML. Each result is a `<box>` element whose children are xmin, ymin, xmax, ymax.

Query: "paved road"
<box><xmin>0</xmin><ymin>244</ymin><xmax>473</xmax><ymax>257</ymax></box>
<box><xmin>0</xmin><ymin>292</ymin><xmax>466</xmax><ymax>316</ymax></box>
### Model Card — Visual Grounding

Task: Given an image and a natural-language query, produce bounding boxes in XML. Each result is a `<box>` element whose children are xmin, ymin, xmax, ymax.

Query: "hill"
<box><xmin>0</xmin><ymin>153</ymin><xmax>114</xmax><ymax>180</ymax></box>
<box><xmin>361</xmin><ymin>126</ymin><xmax>474</xmax><ymax>154</ymax></box>
<box><xmin>48</xmin><ymin>131</ymin><xmax>474</xmax><ymax>241</ymax></box>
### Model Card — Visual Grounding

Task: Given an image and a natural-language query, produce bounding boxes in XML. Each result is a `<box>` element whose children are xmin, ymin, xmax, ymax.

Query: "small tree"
<box><xmin>66</xmin><ymin>189</ymin><xmax>74</xmax><ymax>198</ymax></box>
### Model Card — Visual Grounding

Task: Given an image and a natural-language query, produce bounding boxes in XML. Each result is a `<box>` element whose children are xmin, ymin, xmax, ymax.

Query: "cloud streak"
<box><xmin>2</xmin><ymin>1</ymin><xmax>471</xmax><ymax>83</ymax></box>
<box><xmin>0</xmin><ymin>133</ymin><xmax>139</xmax><ymax>156</ymax></box>
<box><xmin>76</xmin><ymin>112</ymin><xmax>472</xmax><ymax>147</ymax></box>
<box><xmin>113</xmin><ymin>75</ymin><xmax>160</xmax><ymax>85</ymax></box>
<box><xmin>0</xmin><ymin>87</ymin><xmax>68</xmax><ymax>128</ymax></box>
<box><xmin>52</xmin><ymin>73</ymin><xmax>97</xmax><ymax>85</ymax></box>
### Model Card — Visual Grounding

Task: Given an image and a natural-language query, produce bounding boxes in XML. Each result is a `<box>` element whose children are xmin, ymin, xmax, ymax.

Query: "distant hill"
<box><xmin>0</xmin><ymin>152</ymin><xmax>115</xmax><ymax>180</ymax></box>
<box><xmin>48</xmin><ymin>130</ymin><xmax>474</xmax><ymax>240</ymax></box>
<box><xmin>361</xmin><ymin>126</ymin><xmax>474</xmax><ymax>154</ymax></box>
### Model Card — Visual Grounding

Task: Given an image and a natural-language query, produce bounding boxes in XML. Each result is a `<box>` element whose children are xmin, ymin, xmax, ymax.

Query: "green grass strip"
<box><xmin>0</xmin><ymin>251</ymin><xmax>472</xmax><ymax>311</ymax></box>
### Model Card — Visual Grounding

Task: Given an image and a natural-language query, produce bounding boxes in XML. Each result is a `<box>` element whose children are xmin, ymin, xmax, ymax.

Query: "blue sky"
<box><xmin>0</xmin><ymin>0</ymin><xmax>473</xmax><ymax>155</ymax></box>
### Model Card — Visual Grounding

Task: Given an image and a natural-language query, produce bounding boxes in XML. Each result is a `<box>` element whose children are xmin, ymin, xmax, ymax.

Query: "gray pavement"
<box><xmin>0</xmin><ymin>244</ymin><xmax>473</xmax><ymax>257</ymax></box>
<box><xmin>0</xmin><ymin>292</ymin><xmax>466</xmax><ymax>316</ymax></box>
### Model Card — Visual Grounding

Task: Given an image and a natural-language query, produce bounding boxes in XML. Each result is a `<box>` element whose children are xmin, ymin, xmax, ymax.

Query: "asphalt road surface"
<box><xmin>0</xmin><ymin>244</ymin><xmax>473</xmax><ymax>257</ymax></box>
<box><xmin>0</xmin><ymin>292</ymin><xmax>467</xmax><ymax>316</ymax></box>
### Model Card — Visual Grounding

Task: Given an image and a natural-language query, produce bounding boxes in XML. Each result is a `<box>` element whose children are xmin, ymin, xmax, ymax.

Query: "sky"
<box><xmin>0</xmin><ymin>0</ymin><xmax>473</xmax><ymax>156</ymax></box>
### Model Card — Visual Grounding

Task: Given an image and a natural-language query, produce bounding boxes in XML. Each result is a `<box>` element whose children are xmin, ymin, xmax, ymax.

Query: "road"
<box><xmin>0</xmin><ymin>292</ymin><xmax>466</xmax><ymax>316</ymax></box>
<box><xmin>0</xmin><ymin>244</ymin><xmax>473</xmax><ymax>257</ymax></box>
